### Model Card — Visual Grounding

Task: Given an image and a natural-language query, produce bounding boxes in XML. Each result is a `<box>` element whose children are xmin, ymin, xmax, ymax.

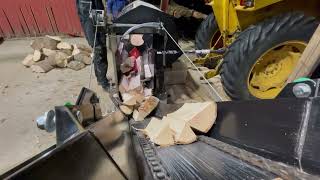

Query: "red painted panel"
<box><xmin>50</xmin><ymin>0</ymin><xmax>72</xmax><ymax>35</ymax></box>
<box><xmin>0</xmin><ymin>25</ymin><xmax>4</xmax><ymax>37</ymax></box>
<box><xmin>19</xmin><ymin>1</ymin><xmax>40</xmax><ymax>36</ymax></box>
<box><xmin>15</xmin><ymin>0</ymin><xmax>31</xmax><ymax>36</ymax></box>
<box><xmin>69</xmin><ymin>1</ymin><xmax>84</xmax><ymax>36</ymax></box>
<box><xmin>0</xmin><ymin>3</ymin><xmax>14</xmax><ymax>38</ymax></box>
<box><xmin>65</xmin><ymin>0</ymin><xmax>77</xmax><ymax>35</ymax></box>
<box><xmin>2</xmin><ymin>3</ymin><xmax>24</xmax><ymax>36</ymax></box>
<box><xmin>0</xmin><ymin>0</ymin><xmax>83</xmax><ymax>38</ymax></box>
<box><xmin>29</xmin><ymin>0</ymin><xmax>54</xmax><ymax>34</ymax></box>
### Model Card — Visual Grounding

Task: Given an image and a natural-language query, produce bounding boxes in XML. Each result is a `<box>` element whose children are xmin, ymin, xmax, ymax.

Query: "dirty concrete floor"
<box><xmin>0</xmin><ymin>37</ymin><xmax>113</xmax><ymax>174</ymax></box>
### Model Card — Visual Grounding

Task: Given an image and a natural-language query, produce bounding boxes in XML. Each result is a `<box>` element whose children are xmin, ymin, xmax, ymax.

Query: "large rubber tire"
<box><xmin>221</xmin><ymin>12</ymin><xmax>318</xmax><ymax>100</ymax></box>
<box><xmin>195</xmin><ymin>13</ymin><xmax>219</xmax><ymax>50</ymax></box>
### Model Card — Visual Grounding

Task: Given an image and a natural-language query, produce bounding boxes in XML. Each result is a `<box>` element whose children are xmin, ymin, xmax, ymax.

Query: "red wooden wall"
<box><xmin>0</xmin><ymin>0</ymin><xmax>83</xmax><ymax>38</ymax></box>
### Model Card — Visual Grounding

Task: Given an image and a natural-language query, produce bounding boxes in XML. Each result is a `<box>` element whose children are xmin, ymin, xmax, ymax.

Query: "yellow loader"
<box><xmin>195</xmin><ymin>0</ymin><xmax>320</xmax><ymax>100</ymax></box>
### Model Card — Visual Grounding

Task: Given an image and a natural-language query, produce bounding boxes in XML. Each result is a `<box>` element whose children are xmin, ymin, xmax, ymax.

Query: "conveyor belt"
<box><xmin>157</xmin><ymin>141</ymin><xmax>276</xmax><ymax>179</ymax></box>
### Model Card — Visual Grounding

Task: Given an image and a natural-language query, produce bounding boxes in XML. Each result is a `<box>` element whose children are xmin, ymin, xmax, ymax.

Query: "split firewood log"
<box><xmin>46</xmin><ymin>35</ymin><xmax>62</xmax><ymax>42</ymax></box>
<box><xmin>166</xmin><ymin>117</ymin><xmax>197</xmax><ymax>144</ymax></box>
<box><xmin>143</xmin><ymin>117</ymin><xmax>175</xmax><ymax>147</ymax></box>
<box><xmin>48</xmin><ymin>52</ymin><xmax>72</xmax><ymax>68</ymax></box>
<box><xmin>119</xmin><ymin>105</ymin><xmax>133</xmax><ymax>115</ymax></box>
<box><xmin>60</xmin><ymin>49</ymin><xmax>73</xmax><ymax>56</ymax></box>
<box><xmin>74</xmin><ymin>44</ymin><xmax>92</xmax><ymax>53</ymax></box>
<box><xmin>72</xmin><ymin>47</ymin><xmax>81</xmax><ymax>56</ymax></box>
<box><xmin>74</xmin><ymin>53</ymin><xmax>92</xmax><ymax>65</ymax></box>
<box><xmin>57</xmin><ymin>42</ymin><xmax>73</xmax><ymax>50</ymax></box>
<box><xmin>72</xmin><ymin>46</ymin><xmax>91</xmax><ymax>56</ymax></box>
<box><xmin>133</xmin><ymin>96</ymin><xmax>159</xmax><ymax>121</ymax></box>
<box><xmin>33</xmin><ymin>50</ymin><xmax>45</xmax><ymax>62</ymax></box>
<box><xmin>22</xmin><ymin>54</ymin><xmax>35</xmax><ymax>67</ymax></box>
<box><xmin>67</xmin><ymin>61</ymin><xmax>86</xmax><ymax>71</ymax></box>
<box><xmin>122</xmin><ymin>93</ymin><xmax>137</xmax><ymax>106</ymax></box>
<box><xmin>31</xmin><ymin>36</ymin><xmax>60</xmax><ymax>50</ymax></box>
<box><xmin>30</xmin><ymin>58</ymin><xmax>54</xmax><ymax>73</ymax></box>
<box><xmin>167</xmin><ymin>101</ymin><xmax>217</xmax><ymax>133</ymax></box>
<box><xmin>42</xmin><ymin>48</ymin><xmax>56</xmax><ymax>56</ymax></box>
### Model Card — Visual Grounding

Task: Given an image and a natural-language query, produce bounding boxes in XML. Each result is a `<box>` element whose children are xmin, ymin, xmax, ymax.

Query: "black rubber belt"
<box><xmin>136</xmin><ymin>132</ymin><xmax>171</xmax><ymax>180</ymax></box>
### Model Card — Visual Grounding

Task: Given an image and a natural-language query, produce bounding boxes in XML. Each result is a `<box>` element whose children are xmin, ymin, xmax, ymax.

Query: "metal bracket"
<box><xmin>90</xmin><ymin>9</ymin><xmax>106</xmax><ymax>27</ymax></box>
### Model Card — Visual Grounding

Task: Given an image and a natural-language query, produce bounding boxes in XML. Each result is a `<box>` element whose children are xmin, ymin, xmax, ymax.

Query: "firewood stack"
<box><xmin>22</xmin><ymin>35</ymin><xmax>92</xmax><ymax>73</ymax></box>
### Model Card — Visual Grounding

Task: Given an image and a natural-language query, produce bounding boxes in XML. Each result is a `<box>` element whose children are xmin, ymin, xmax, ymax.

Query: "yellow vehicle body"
<box><xmin>200</xmin><ymin>0</ymin><xmax>320</xmax><ymax>99</ymax></box>
<box><xmin>211</xmin><ymin>0</ymin><xmax>319</xmax><ymax>46</ymax></box>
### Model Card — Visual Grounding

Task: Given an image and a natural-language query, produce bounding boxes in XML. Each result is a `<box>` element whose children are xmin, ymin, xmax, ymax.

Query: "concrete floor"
<box><xmin>0</xmin><ymin>37</ymin><xmax>109</xmax><ymax>174</ymax></box>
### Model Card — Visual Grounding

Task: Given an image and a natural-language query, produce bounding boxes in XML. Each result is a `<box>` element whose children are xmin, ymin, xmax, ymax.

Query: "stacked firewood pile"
<box><xmin>121</xmin><ymin>90</ymin><xmax>217</xmax><ymax>147</ymax></box>
<box><xmin>22</xmin><ymin>35</ymin><xmax>92</xmax><ymax>73</ymax></box>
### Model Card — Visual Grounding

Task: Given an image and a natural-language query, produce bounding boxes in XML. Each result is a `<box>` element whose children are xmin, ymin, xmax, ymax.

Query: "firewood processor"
<box><xmin>2</xmin><ymin>2</ymin><xmax>320</xmax><ymax>180</ymax></box>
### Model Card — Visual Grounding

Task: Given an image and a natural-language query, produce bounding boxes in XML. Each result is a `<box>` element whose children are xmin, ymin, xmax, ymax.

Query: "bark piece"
<box><xmin>144</xmin><ymin>117</ymin><xmax>175</xmax><ymax>147</ymax></box>
<box><xmin>31</xmin><ymin>36</ymin><xmax>60</xmax><ymax>50</ymax></box>
<box><xmin>74</xmin><ymin>53</ymin><xmax>92</xmax><ymax>65</ymax></box>
<box><xmin>167</xmin><ymin>101</ymin><xmax>217</xmax><ymax>133</ymax></box>
<box><xmin>22</xmin><ymin>54</ymin><xmax>35</xmax><ymax>67</ymax></box>
<box><xmin>67</xmin><ymin>61</ymin><xmax>86</xmax><ymax>71</ymax></box>
<box><xmin>33</xmin><ymin>50</ymin><xmax>45</xmax><ymax>62</ymax></box>
<box><xmin>119</xmin><ymin>105</ymin><xmax>133</xmax><ymax>115</ymax></box>
<box><xmin>133</xmin><ymin>96</ymin><xmax>159</xmax><ymax>121</ymax></box>
<box><xmin>57</xmin><ymin>42</ymin><xmax>73</xmax><ymax>50</ymax></box>
<box><xmin>42</xmin><ymin>48</ymin><xmax>56</xmax><ymax>56</ymax></box>
<box><xmin>30</xmin><ymin>58</ymin><xmax>54</xmax><ymax>73</ymax></box>
<box><xmin>167</xmin><ymin>117</ymin><xmax>197</xmax><ymax>144</ymax></box>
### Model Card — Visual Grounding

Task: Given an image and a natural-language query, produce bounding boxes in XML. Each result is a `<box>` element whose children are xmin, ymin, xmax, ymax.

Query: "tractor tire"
<box><xmin>195</xmin><ymin>13</ymin><xmax>219</xmax><ymax>50</ymax></box>
<box><xmin>221</xmin><ymin>12</ymin><xmax>318</xmax><ymax>100</ymax></box>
